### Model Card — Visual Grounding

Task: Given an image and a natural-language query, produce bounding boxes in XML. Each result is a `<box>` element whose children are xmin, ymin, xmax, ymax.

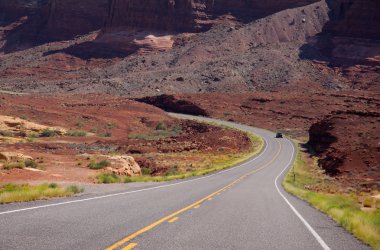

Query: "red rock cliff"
<box><xmin>324</xmin><ymin>0</ymin><xmax>380</xmax><ymax>39</ymax></box>
<box><xmin>105</xmin><ymin>0</ymin><xmax>321</xmax><ymax>32</ymax></box>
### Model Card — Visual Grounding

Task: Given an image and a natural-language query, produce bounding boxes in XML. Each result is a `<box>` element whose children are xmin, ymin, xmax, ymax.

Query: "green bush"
<box><xmin>40</xmin><ymin>129</ymin><xmax>59</xmax><ymax>137</ymax></box>
<box><xmin>97</xmin><ymin>173</ymin><xmax>120</xmax><ymax>183</ymax></box>
<box><xmin>156</xmin><ymin>122</ymin><xmax>167</xmax><ymax>131</ymax></box>
<box><xmin>0</xmin><ymin>130</ymin><xmax>13</xmax><ymax>137</ymax></box>
<box><xmin>65</xmin><ymin>130</ymin><xmax>87</xmax><ymax>137</ymax></box>
<box><xmin>48</xmin><ymin>183</ymin><xmax>58</xmax><ymax>189</ymax></box>
<box><xmin>65</xmin><ymin>185</ymin><xmax>83</xmax><ymax>194</ymax></box>
<box><xmin>141</xmin><ymin>167</ymin><xmax>151</xmax><ymax>175</ymax></box>
<box><xmin>88</xmin><ymin>160</ymin><xmax>111</xmax><ymax>170</ymax></box>
<box><xmin>107</xmin><ymin>122</ymin><xmax>117</xmax><ymax>129</ymax></box>
<box><xmin>165</xmin><ymin>165</ymin><xmax>179</xmax><ymax>176</ymax></box>
<box><xmin>3</xmin><ymin>161</ymin><xmax>25</xmax><ymax>170</ymax></box>
<box><xmin>171</xmin><ymin>124</ymin><xmax>183</xmax><ymax>134</ymax></box>
<box><xmin>98</xmin><ymin>132</ymin><xmax>112</xmax><ymax>137</ymax></box>
<box><xmin>24</xmin><ymin>159</ymin><xmax>38</xmax><ymax>169</ymax></box>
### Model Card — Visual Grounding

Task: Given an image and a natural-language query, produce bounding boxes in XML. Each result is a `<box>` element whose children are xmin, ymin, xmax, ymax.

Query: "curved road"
<box><xmin>0</xmin><ymin>114</ymin><xmax>368</xmax><ymax>250</ymax></box>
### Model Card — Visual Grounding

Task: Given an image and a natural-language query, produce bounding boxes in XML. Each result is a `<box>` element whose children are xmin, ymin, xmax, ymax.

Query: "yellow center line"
<box><xmin>194</xmin><ymin>205</ymin><xmax>201</xmax><ymax>209</ymax></box>
<box><xmin>105</xmin><ymin>141</ymin><xmax>282</xmax><ymax>250</ymax></box>
<box><xmin>168</xmin><ymin>217</ymin><xmax>179</xmax><ymax>223</ymax></box>
<box><xmin>121</xmin><ymin>243</ymin><xmax>138</xmax><ymax>250</ymax></box>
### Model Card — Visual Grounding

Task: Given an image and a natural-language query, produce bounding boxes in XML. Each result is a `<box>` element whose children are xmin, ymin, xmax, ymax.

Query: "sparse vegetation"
<box><xmin>24</xmin><ymin>159</ymin><xmax>38</xmax><ymax>169</ymax></box>
<box><xmin>3</xmin><ymin>161</ymin><xmax>25</xmax><ymax>170</ymax></box>
<box><xmin>76</xmin><ymin>121</ymin><xmax>85</xmax><ymax>128</ymax></box>
<box><xmin>0</xmin><ymin>130</ymin><xmax>13</xmax><ymax>137</ymax></box>
<box><xmin>141</xmin><ymin>167</ymin><xmax>151</xmax><ymax>175</ymax></box>
<box><xmin>124</xmin><ymin>132</ymin><xmax>263</xmax><ymax>183</ymax></box>
<box><xmin>2</xmin><ymin>159</ymin><xmax>39</xmax><ymax>170</ymax></box>
<box><xmin>106</xmin><ymin>122</ymin><xmax>117</xmax><ymax>129</ymax></box>
<box><xmin>97</xmin><ymin>173</ymin><xmax>120</xmax><ymax>183</ymax></box>
<box><xmin>26</xmin><ymin>133</ymin><xmax>38</xmax><ymax>142</ymax></box>
<box><xmin>88</xmin><ymin>160</ymin><xmax>111</xmax><ymax>170</ymax></box>
<box><xmin>128</xmin><ymin>123</ymin><xmax>183</xmax><ymax>140</ymax></box>
<box><xmin>65</xmin><ymin>185</ymin><xmax>84</xmax><ymax>194</ymax></box>
<box><xmin>0</xmin><ymin>183</ymin><xmax>83</xmax><ymax>204</ymax></box>
<box><xmin>40</xmin><ymin>128</ymin><xmax>59</xmax><ymax>137</ymax></box>
<box><xmin>156</xmin><ymin>122</ymin><xmax>167</xmax><ymax>131</ymax></box>
<box><xmin>98</xmin><ymin>132</ymin><xmax>112</xmax><ymax>137</ymax></box>
<box><xmin>66</xmin><ymin>130</ymin><xmax>87</xmax><ymax>137</ymax></box>
<box><xmin>283</xmin><ymin>146</ymin><xmax>380</xmax><ymax>249</ymax></box>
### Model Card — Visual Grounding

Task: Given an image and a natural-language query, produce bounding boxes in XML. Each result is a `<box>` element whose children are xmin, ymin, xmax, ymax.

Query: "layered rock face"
<box><xmin>324</xmin><ymin>0</ymin><xmax>380</xmax><ymax>39</ymax></box>
<box><xmin>42</xmin><ymin>0</ymin><xmax>108</xmax><ymax>40</ymax></box>
<box><xmin>105</xmin><ymin>0</ymin><xmax>320</xmax><ymax>32</ymax></box>
<box><xmin>0</xmin><ymin>0</ymin><xmax>108</xmax><ymax>45</ymax></box>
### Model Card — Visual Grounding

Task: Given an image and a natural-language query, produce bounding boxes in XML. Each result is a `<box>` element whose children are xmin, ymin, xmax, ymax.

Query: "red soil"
<box><xmin>138</xmin><ymin>90</ymin><xmax>380</xmax><ymax>189</ymax></box>
<box><xmin>0</xmin><ymin>93</ymin><xmax>252</xmax><ymax>183</ymax></box>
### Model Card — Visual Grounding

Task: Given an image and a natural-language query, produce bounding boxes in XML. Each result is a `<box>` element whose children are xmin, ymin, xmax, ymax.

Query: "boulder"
<box><xmin>105</xmin><ymin>155</ymin><xmax>142</xmax><ymax>176</ymax></box>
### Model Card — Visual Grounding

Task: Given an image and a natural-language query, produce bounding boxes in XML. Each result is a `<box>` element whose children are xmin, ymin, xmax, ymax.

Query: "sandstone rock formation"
<box><xmin>0</xmin><ymin>152</ymin><xmax>33</xmax><ymax>162</ymax></box>
<box><xmin>324</xmin><ymin>0</ymin><xmax>380</xmax><ymax>39</ymax></box>
<box><xmin>105</xmin><ymin>0</ymin><xmax>321</xmax><ymax>32</ymax></box>
<box><xmin>105</xmin><ymin>155</ymin><xmax>142</xmax><ymax>176</ymax></box>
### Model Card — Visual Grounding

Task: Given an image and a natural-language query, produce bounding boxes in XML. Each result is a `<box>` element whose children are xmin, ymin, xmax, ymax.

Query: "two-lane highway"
<box><xmin>0</xmin><ymin>114</ymin><xmax>368</xmax><ymax>250</ymax></box>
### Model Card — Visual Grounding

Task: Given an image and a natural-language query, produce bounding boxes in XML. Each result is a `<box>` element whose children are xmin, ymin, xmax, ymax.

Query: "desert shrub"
<box><xmin>48</xmin><ymin>183</ymin><xmax>58</xmax><ymax>188</ymax></box>
<box><xmin>40</xmin><ymin>129</ymin><xmax>59</xmax><ymax>137</ymax></box>
<box><xmin>107</xmin><ymin>122</ymin><xmax>117</xmax><ymax>129</ymax></box>
<box><xmin>24</xmin><ymin>159</ymin><xmax>38</xmax><ymax>169</ymax></box>
<box><xmin>171</xmin><ymin>124</ymin><xmax>183</xmax><ymax>134</ymax></box>
<box><xmin>66</xmin><ymin>130</ymin><xmax>87</xmax><ymax>137</ymax></box>
<box><xmin>141</xmin><ymin>167</ymin><xmax>151</xmax><ymax>176</ymax></box>
<box><xmin>0</xmin><ymin>130</ymin><xmax>13</xmax><ymax>137</ymax></box>
<box><xmin>165</xmin><ymin>165</ymin><xmax>179</xmax><ymax>176</ymax></box>
<box><xmin>3</xmin><ymin>161</ymin><xmax>25</xmax><ymax>170</ymax></box>
<box><xmin>76</xmin><ymin>122</ymin><xmax>85</xmax><ymax>128</ymax></box>
<box><xmin>156</xmin><ymin>122</ymin><xmax>167</xmax><ymax>131</ymax></box>
<box><xmin>97</xmin><ymin>173</ymin><xmax>120</xmax><ymax>183</ymax></box>
<box><xmin>26</xmin><ymin>133</ymin><xmax>38</xmax><ymax>142</ymax></box>
<box><xmin>65</xmin><ymin>185</ymin><xmax>83</xmax><ymax>194</ymax></box>
<box><xmin>363</xmin><ymin>197</ymin><xmax>373</xmax><ymax>208</ymax></box>
<box><xmin>98</xmin><ymin>132</ymin><xmax>112</xmax><ymax>137</ymax></box>
<box><xmin>88</xmin><ymin>160</ymin><xmax>110</xmax><ymax>170</ymax></box>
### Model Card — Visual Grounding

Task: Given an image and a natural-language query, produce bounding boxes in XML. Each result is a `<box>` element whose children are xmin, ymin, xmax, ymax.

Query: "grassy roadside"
<box><xmin>97</xmin><ymin>132</ymin><xmax>264</xmax><ymax>183</ymax></box>
<box><xmin>283</xmin><ymin>145</ymin><xmax>380</xmax><ymax>249</ymax></box>
<box><xmin>0</xmin><ymin>183</ymin><xmax>83</xmax><ymax>204</ymax></box>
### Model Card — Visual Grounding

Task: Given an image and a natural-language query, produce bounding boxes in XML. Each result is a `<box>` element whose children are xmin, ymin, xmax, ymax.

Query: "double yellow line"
<box><xmin>106</xmin><ymin>142</ymin><xmax>282</xmax><ymax>250</ymax></box>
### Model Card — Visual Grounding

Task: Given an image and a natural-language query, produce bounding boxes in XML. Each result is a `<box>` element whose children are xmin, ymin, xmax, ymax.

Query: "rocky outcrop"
<box><xmin>0</xmin><ymin>0</ymin><xmax>108</xmax><ymax>52</ymax></box>
<box><xmin>105</xmin><ymin>155</ymin><xmax>142</xmax><ymax>176</ymax></box>
<box><xmin>136</xmin><ymin>95</ymin><xmax>209</xmax><ymax>116</ymax></box>
<box><xmin>42</xmin><ymin>0</ymin><xmax>108</xmax><ymax>41</ymax></box>
<box><xmin>324</xmin><ymin>0</ymin><xmax>380</xmax><ymax>39</ymax></box>
<box><xmin>308</xmin><ymin>110</ymin><xmax>380</xmax><ymax>179</ymax></box>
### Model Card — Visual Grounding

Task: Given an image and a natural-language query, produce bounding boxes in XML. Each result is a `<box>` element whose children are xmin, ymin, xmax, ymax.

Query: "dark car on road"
<box><xmin>275</xmin><ymin>132</ymin><xmax>283</xmax><ymax>138</ymax></box>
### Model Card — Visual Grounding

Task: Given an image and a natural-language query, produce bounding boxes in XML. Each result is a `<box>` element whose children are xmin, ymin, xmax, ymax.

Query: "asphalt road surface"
<box><xmin>0</xmin><ymin>114</ymin><xmax>369</xmax><ymax>250</ymax></box>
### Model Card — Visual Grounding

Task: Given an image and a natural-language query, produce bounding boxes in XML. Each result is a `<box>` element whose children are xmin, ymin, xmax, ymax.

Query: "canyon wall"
<box><xmin>324</xmin><ymin>0</ymin><xmax>380</xmax><ymax>39</ymax></box>
<box><xmin>105</xmin><ymin>0</ymin><xmax>321</xmax><ymax>32</ymax></box>
<box><xmin>2</xmin><ymin>0</ymin><xmax>379</xmax><ymax>41</ymax></box>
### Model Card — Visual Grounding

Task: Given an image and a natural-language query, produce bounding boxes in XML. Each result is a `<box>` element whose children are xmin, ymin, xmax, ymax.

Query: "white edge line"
<box><xmin>274</xmin><ymin>139</ymin><xmax>331</xmax><ymax>250</ymax></box>
<box><xmin>0</xmin><ymin>130</ymin><xmax>268</xmax><ymax>216</ymax></box>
